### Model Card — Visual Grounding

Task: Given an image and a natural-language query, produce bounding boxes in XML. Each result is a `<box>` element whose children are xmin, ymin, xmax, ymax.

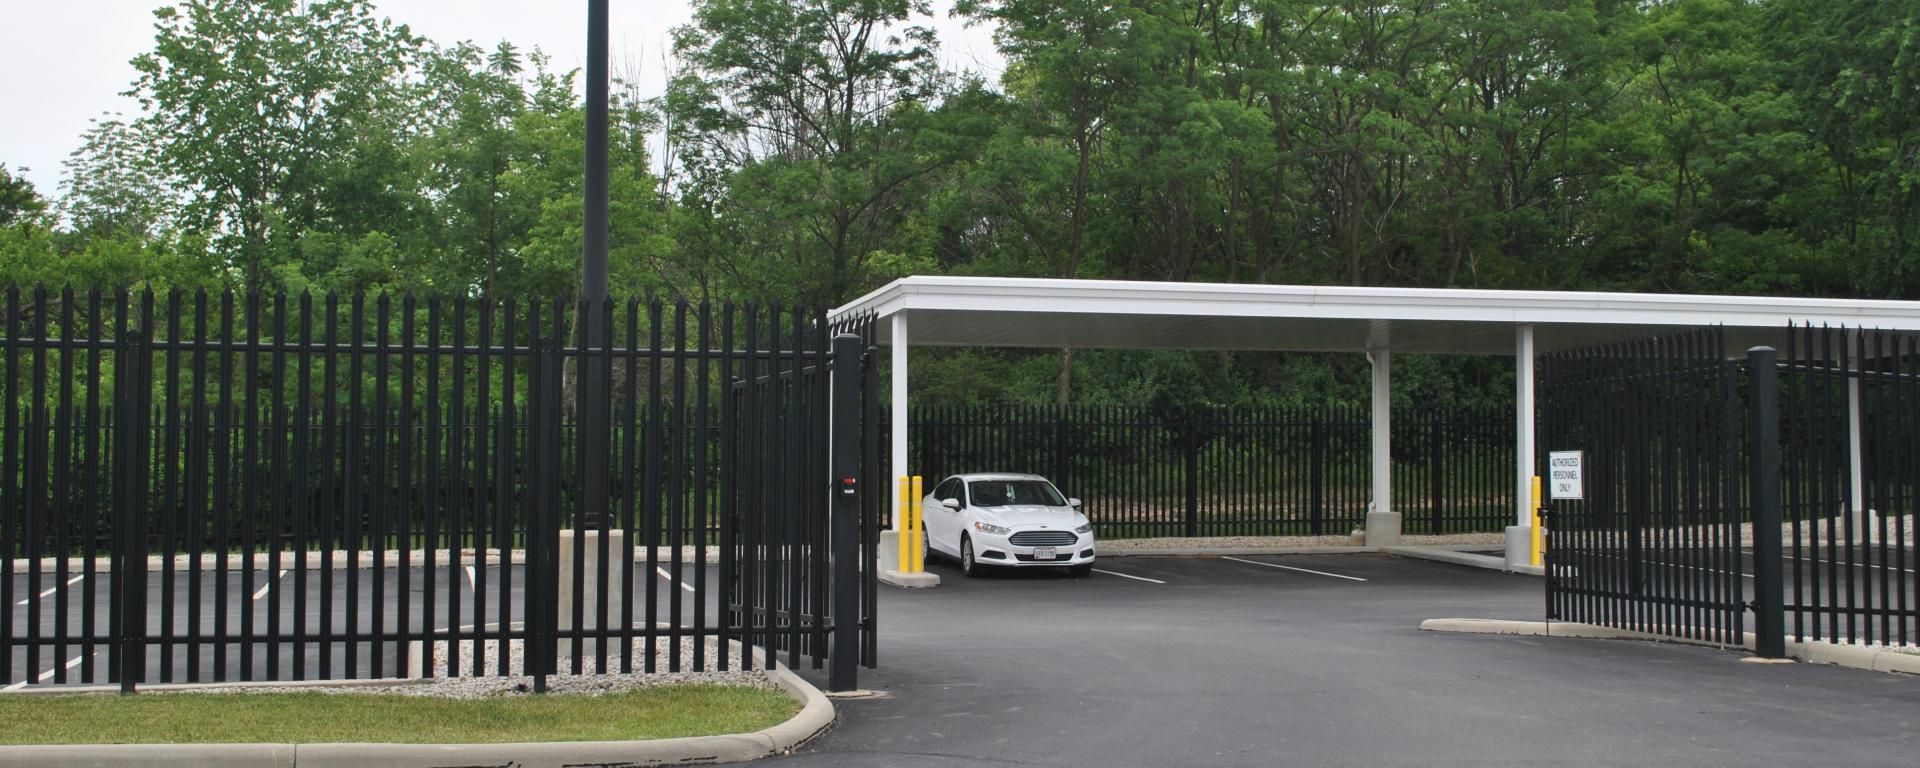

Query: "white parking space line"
<box><xmin>15</xmin><ymin>574</ymin><xmax>84</xmax><ymax>606</ymax></box>
<box><xmin>1</xmin><ymin>681</ymin><xmax>24</xmax><ymax>691</ymax></box>
<box><xmin>1221</xmin><ymin>556</ymin><xmax>1367</xmax><ymax>582</ymax></box>
<box><xmin>1585</xmin><ymin>552</ymin><xmax>1749</xmax><ymax>579</ymax></box>
<box><xmin>465</xmin><ymin>565</ymin><xmax>476</xmax><ymax>590</ymax></box>
<box><xmin>251</xmin><ymin>569</ymin><xmax>289</xmax><ymax>601</ymax></box>
<box><xmin>656</xmin><ymin>567</ymin><xmax>697</xmax><ymax>593</ymax></box>
<box><xmin>1786</xmin><ymin>554</ymin><xmax>1917</xmax><ymax>574</ymax></box>
<box><xmin>1092</xmin><ymin>568</ymin><xmax>1165</xmax><ymax>584</ymax></box>
<box><xmin>32</xmin><ymin>654</ymin><xmax>86</xmax><ymax>683</ymax></box>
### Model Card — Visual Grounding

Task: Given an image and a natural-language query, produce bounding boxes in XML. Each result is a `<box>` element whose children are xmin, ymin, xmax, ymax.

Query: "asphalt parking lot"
<box><xmin>784</xmin><ymin>553</ymin><xmax>1920</xmax><ymax>768</ymax></box>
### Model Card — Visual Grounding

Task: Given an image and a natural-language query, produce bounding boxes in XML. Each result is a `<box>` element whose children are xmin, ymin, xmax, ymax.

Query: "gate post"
<box><xmin>1748</xmin><ymin>347</ymin><xmax>1786</xmax><ymax>658</ymax></box>
<box><xmin>829</xmin><ymin>333</ymin><xmax>862</xmax><ymax>692</ymax></box>
<box><xmin>111</xmin><ymin>328</ymin><xmax>151</xmax><ymax>694</ymax></box>
<box><xmin>529</xmin><ymin>335</ymin><xmax>564</xmax><ymax>692</ymax></box>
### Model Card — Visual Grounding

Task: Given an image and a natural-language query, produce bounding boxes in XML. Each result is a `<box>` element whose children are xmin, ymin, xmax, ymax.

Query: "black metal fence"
<box><xmin>914</xmin><ymin>404</ymin><xmax>1513</xmax><ymax>539</ymax></box>
<box><xmin>1</xmin><ymin>289</ymin><xmax>881</xmax><ymax>691</ymax></box>
<box><xmin>1540</xmin><ymin>328</ymin><xmax>1749</xmax><ymax>646</ymax></box>
<box><xmin>1543</xmin><ymin>323</ymin><xmax>1920</xmax><ymax>654</ymax></box>
<box><xmin>1781</xmin><ymin>325</ymin><xmax>1919</xmax><ymax>648</ymax></box>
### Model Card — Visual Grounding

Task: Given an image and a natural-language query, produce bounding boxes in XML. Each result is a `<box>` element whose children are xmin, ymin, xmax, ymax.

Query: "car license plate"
<box><xmin>1032</xmin><ymin>546</ymin><xmax>1056</xmax><ymax>560</ymax></box>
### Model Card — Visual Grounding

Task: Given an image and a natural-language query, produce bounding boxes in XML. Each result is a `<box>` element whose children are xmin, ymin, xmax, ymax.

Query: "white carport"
<box><xmin>829</xmin><ymin>276</ymin><xmax>1920</xmax><ymax>571</ymax></box>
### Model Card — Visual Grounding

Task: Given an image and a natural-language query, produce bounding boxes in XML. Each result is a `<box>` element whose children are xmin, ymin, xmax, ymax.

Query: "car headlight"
<box><xmin>974</xmin><ymin>521</ymin><xmax>1010</xmax><ymax>535</ymax></box>
<box><xmin>1074</xmin><ymin>523</ymin><xmax>1093</xmax><ymax>534</ymax></box>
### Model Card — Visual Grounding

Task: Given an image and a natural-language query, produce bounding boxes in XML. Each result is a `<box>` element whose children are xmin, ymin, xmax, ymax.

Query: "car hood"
<box><xmin>979</xmin><ymin>505</ymin><xmax>1085</xmax><ymax>528</ymax></box>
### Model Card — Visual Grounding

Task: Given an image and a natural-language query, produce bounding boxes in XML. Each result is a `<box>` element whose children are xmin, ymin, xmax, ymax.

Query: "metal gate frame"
<box><xmin>1540</xmin><ymin>328</ymin><xmax>1749</xmax><ymax>646</ymax></box>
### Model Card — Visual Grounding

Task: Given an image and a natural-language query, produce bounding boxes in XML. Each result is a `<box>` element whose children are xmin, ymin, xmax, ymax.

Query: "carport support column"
<box><xmin>879</xmin><ymin>312</ymin><xmax>908</xmax><ymax>574</ymax></box>
<box><xmin>1366</xmin><ymin>348</ymin><xmax>1401</xmax><ymax>546</ymax></box>
<box><xmin>1506</xmin><ymin>324</ymin><xmax>1537</xmax><ymax>570</ymax></box>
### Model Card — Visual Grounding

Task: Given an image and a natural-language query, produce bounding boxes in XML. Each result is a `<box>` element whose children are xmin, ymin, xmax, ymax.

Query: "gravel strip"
<box><xmin>173</xmin><ymin>635</ymin><xmax>774</xmax><ymax>699</ymax></box>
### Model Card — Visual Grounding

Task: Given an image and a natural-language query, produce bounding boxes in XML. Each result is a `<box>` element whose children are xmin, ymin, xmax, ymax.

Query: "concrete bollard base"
<box><xmin>1364</xmin><ymin>510</ymin><xmax>1402</xmax><ymax>547</ymax></box>
<box><xmin>881</xmin><ymin>570</ymin><xmax>940</xmax><ymax>588</ymax></box>
<box><xmin>556</xmin><ymin>529</ymin><xmax>627</xmax><ymax>666</ymax></box>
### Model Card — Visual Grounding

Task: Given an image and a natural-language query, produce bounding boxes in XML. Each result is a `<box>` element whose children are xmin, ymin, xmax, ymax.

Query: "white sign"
<box><xmin>1548</xmin><ymin>451</ymin><xmax>1584</xmax><ymax>500</ymax></box>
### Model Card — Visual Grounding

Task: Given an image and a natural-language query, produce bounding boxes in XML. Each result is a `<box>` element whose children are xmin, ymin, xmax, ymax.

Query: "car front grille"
<box><xmin>1009</xmin><ymin>530</ymin><xmax>1078</xmax><ymax>547</ymax></box>
<box><xmin>1015</xmin><ymin>552</ymin><xmax>1080</xmax><ymax>562</ymax></box>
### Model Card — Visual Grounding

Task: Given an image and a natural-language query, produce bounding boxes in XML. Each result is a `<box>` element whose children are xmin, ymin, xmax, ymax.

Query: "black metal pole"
<box><xmin>584</xmin><ymin>0</ymin><xmax>609</xmax><ymax>302</ymax></box>
<box><xmin>1749</xmin><ymin>346</ymin><xmax>1786</xmax><ymax>658</ymax></box>
<box><xmin>828</xmin><ymin>333</ymin><xmax>862</xmax><ymax>692</ymax></box>
<box><xmin>580</xmin><ymin>0</ymin><xmax>611</xmax><ymax>528</ymax></box>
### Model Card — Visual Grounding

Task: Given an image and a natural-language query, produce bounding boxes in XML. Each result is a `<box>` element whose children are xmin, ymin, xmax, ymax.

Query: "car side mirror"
<box><xmin>941</xmin><ymin>498</ymin><xmax>961</xmax><ymax>509</ymax></box>
<box><xmin>1068</xmin><ymin>498</ymin><xmax>1082</xmax><ymax>508</ymax></box>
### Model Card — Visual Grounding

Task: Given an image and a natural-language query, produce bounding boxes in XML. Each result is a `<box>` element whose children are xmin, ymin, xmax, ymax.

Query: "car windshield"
<box><xmin>967</xmin><ymin>480</ymin><xmax>1066</xmax><ymax>508</ymax></box>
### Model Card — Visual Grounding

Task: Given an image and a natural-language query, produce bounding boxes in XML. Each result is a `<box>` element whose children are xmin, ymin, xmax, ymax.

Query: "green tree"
<box><xmin>666</xmin><ymin>0</ymin><xmax>948</xmax><ymax>305</ymax></box>
<box><xmin>0</xmin><ymin>164</ymin><xmax>46</xmax><ymax>228</ymax></box>
<box><xmin>59</xmin><ymin>115</ymin><xmax>175</xmax><ymax>240</ymax></box>
<box><xmin>129</xmin><ymin>0</ymin><xmax>423</xmax><ymax>290</ymax></box>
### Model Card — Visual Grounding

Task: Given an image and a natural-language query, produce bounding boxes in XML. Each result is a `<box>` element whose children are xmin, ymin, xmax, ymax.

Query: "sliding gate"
<box><xmin>0</xmin><ymin>292</ymin><xmax>881</xmax><ymax>691</ymax></box>
<box><xmin>1539</xmin><ymin>328</ymin><xmax>1749</xmax><ymax>645</ymax></box>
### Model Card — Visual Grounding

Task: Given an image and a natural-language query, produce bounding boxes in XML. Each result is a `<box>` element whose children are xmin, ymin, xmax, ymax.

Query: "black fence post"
<box><xmin>1310</xmin><ymin>419</ymin><xmax>1326</xmax><ymax>536</ymax></box>
<box><xmin>1749</xmin><ymin>346</ymin><xmax>1786</xmax><ymax>658</ymax></box>
<box><xmin>1054</xmin><ymin>410</ymin><xmax>1069</xmax><ymax>490</ymax></box>
<box><xmin>828</xmin><ymin>334</ymin><xmax>861</xmax><ymax>692</ymax></box>
<box><xmin>531</xmin><ymin>334</ymin><xmax>564</xmax><ymax>692</ymax></box>
<box><xmin>1430</xmin><ymin>413</ymin><xmax>1444</xmax><ymax>534</ymax></box>
<box><xmin>1183</xmin><ymin>414</ymin><xmax>1199</xmax><ymax>538</ymax></box>
<box><xmin>112</xmin><ymin>327</ymin><xmax>151</xmax><ymax>694</ymax></box>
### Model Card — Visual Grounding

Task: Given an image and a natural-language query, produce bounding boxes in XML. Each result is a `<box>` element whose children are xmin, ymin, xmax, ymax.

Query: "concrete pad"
<box><xmin>880</xmin><ymin>570</ymin><xmax>940</xmax><ymax>588</ymax></box>
<box><xmin>1106</xmin><ymin>545</ymin><xmax>1376</xmax><ymax>557</ymax></box>
<box><xmin>1423</xmin><ymin>617</ymin><xmax>1920</xmax><ymax>680</ymax></box>
<box><xmin>1418</xmin><ymin>617</ymin><xmax>1752</xmax><ymax>649</ymax></box>
<box><xmin>1797</xmin><ymin>640</ymin><xmax>1920</xmax><ymax>676</ymax></box>
<box><xmin>1383</xmin><ymin>546</ymin><xmax>1539</xmax><ymax>576</ymax></box>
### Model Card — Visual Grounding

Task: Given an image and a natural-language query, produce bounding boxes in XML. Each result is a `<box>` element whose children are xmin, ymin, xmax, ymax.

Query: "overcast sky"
<box><xmin>0</xmin><ymin>1</ymin><xmax>1002</xmax><ymax>197</ymax></box>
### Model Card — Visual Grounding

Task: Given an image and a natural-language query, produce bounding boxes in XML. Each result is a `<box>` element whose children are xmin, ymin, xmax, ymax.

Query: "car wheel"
<box><xmin>922</xmin><ymin>527</ymin><xmax>938</xmax><ymax>564</ymax></box>
<box><xmin>1069</xmin><ymin>564</ymin><xmax>1093</xmax><ymax>578</ymax></box>
<box><xmin>961</xmin><ymin>535</ymin><xmax>980</xmax><ymax>578</ymax></box>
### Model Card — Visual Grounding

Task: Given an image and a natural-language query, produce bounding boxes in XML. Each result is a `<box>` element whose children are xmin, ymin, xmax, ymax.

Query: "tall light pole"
<box><xmin>581</xmin><ymin>0</ymin><xmax>610</xmax><ymax>527</ymax></box>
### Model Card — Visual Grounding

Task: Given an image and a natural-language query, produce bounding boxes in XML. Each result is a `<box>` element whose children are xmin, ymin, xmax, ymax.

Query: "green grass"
<box><xmin>0</xmin><ymin>685</ymin><xmax>797</xmax><ymax>745</ymax></box>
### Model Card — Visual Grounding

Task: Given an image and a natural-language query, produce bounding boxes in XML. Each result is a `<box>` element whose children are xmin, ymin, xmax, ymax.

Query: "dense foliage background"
<box><xmin>1</xmin><ymin>0</ymin><xmax>1914</xmax><ymax>408</ymax></box>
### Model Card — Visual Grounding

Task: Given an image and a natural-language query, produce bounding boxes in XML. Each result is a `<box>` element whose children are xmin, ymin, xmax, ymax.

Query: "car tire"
<box><xmin>1069</xmin><ymin>563</ymin><xmax>1093</xmax><ymax>578</ymax></box>
<box><xmin>960</xmin><ymin>535</ymin><xmax>980</xmax><ymax>578</ymax></box>
<box><xmin>922</xmin><ymin>528</ymin><xmax>938</xmax><ymax>564</ymax></box>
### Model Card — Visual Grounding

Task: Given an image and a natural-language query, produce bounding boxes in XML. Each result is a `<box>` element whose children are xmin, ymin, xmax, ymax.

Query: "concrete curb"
<box><xmin>1419</xmin><ymin>617</ymin><xmax>1920</xmax><ymax>676</ymax></box>
<box><xmin>1104</xmin><ymin>545</ymin><xmax>1377</xmax><ymax>557</ymax></box>
<box><xmin>1380</xmin><ymin>546</ymin><xmax>1541</xmax><ymax>575</ymax></box>
<box><xmin>1796</xmin><ymin>639</ymin><xmax>1920</xmax><ymax>675</ymax></box>
<box><xmin>1100</xmin><ymin>544</ymin><xmax>1542</xmax><ymax>578</ymax></box>
<box><xmin>0</xmin><ymin>658</ymin><xmax>834</xmax><ymax>768</ymax></box>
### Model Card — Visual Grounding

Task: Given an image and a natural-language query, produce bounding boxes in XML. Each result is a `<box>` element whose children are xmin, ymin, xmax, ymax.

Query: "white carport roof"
<box><xmin>829</xmin><ymin>276</ymin><xmax>1920</xmax><ymax>354</ymax></box>
<box><xmin>838</xmin><ymin>276</ymin><xmax>1920</xmax><ymax>572</ymax></box>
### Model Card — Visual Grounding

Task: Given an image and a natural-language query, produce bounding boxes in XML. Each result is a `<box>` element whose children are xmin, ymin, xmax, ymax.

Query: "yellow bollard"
<box><xmin>1529</xmin><ymin>475</ymin><xmax>1544</xmax><ymax>567</ymax></box>
<box><xmin>909</xmin><ymin>476</ymin><xmax>924</xmax><ymax>573</ymax></box>
<box><xmin>898</xmin><ymin>476</ymin><xmax>911</xmax><ymax>571</ymax></box>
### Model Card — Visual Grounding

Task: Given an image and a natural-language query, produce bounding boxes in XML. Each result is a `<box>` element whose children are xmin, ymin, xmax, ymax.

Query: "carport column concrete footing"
<box><xmin>556</xmin><ymin>529</ymin><xmax>625</xmax><ymax>667</ymax></box>
<box><xmin>1505</xmin><ymin>323</ymin><xmax>1536</xmax><ymax>569</ymax></box>
<box><xmin>881</xmin><ymin>312</ymin><xmax>909</xmax><ymax>573</ymax></box>
<box><xmin>1365</xmin><ymin>348</ymin><xmax>1401</xmax><ymax>546</ymax></box>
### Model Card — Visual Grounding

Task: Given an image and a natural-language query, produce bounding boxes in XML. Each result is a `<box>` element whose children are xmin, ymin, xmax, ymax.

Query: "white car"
<box><xmin>922</xmin><ymin>473</ymin><xmax>1095</xmax><ymax>578</ymax></box>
